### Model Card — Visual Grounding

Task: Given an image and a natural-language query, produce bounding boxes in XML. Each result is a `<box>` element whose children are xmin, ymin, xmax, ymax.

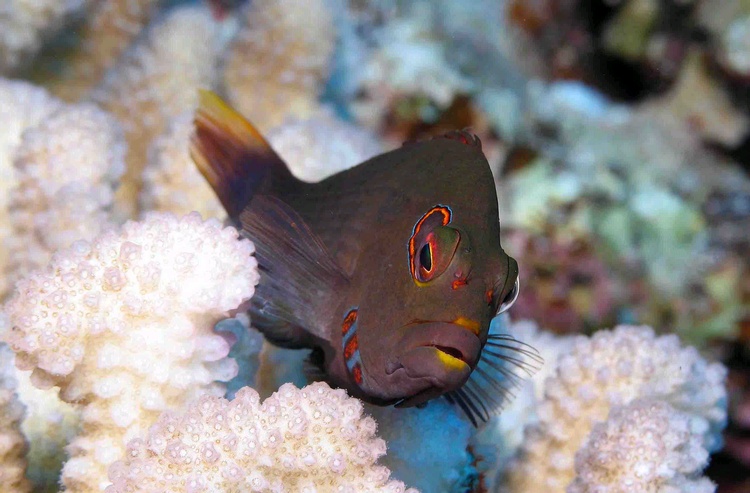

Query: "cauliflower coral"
<box><xmin>223</xmin><ymin>0</ymin><xmax>336</xmax><ymax>131</ymax></box>
<box><xmin>0</xmin><ymin>78</ymin><xmax>63</xmax><ymax>300</ymax></box>
<box><xmin>0</xmin><ymin>344</ymin><xmax>30</xmax><ymax>492</ymax></box>
<box><xmin>0</xmin><ymin>0</ymin><xmax>85</xmax><ymax>73</ymax></box>
<box><xmin>504</xmin><ymin>325</ymin><xmax>727</xmax><ymax>492</ymax></box>
<box><xmin>266</xmin><ymin>109</ymin><xmax>384</xmax><ymax>182</ymax></box>
<box><xmin>47</xmin><ymin>0</ymin><xmax>160</xmax><ymax>102</ymax></box>
<box><xmin>5</xmin><ymin>101</ymin><xmax>125</xmax><ymax>292</ymax></box>
<box><xmin>569</xmin><ymin>399</ymin><xmax>716</xmax><ymax>493</ymax></box>
<box><xmin>140</xmin><ymin>113</ymin><xmax>227</xmax><ymax>220</ymax></box>
<box><xmin>5</xmin><ymin>212</ymin><xmax>259</xmax><ymax>492</ymax></box>
<box><xmin>106</xmin><ymin>382</ymin><xmax>417</xmax><ymax>493</ymax></box>
<box><xmin>92</xmin><ymin>4</ymin><xmax>222</xmax><ymax>220</ymax></box>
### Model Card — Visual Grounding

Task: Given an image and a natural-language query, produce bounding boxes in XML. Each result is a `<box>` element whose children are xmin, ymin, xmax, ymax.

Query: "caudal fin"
<box><xmin>189</xmin><ymin>90</ymin><xmax>293</xmax><ymax>218</ymax></box>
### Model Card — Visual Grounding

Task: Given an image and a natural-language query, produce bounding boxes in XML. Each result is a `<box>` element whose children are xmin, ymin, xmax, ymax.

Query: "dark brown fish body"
<box><xmin>191</xmin><ymin>91</ymin><xmax>530</xmax><ymax>420</ymax></box>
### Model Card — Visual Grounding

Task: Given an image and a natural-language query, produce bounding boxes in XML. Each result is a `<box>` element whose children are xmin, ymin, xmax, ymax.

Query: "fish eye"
<box><xmin>419</xmin><ymin>243</ymin><xmax>433</xmax><ymax>273</ymax></box>
<box><xmin>496</xmin><ymin>277</ymin><xmax>520</xmax><ymax>315</ymax></box>
<box><xmin>408</xmin><ymin>206</ymin><xmax>459</xmax><ymax>285</ymax></box>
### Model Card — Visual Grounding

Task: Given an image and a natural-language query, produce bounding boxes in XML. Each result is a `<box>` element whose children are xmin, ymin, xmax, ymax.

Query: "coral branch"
<box><xmin>106</xmin><ymin>383</ymin><xmax>417</xmax><ymax>492</ymax></box>
<box><xmin>504</xmin><ymin>325</ymin><xmax>727</xmax><ymax>492</ymax></box>
<box><xmin>223</xmin><ymin>0</ymin><xmax>335</xmax><ymax>131</ymax></box>
<box><xmin>5</xmin><ymin>212</ymin><xmax>259</xmax><ymax>491</ymax></box>
<box><xmin>92</xmin><ymin>5</ymin><xmax>222</xmax><ymax>219</ymax></box>
<box><xmin>0</xmin><ymin>344</ymin><xmax>30</xmax><ymax>492</ymax></box>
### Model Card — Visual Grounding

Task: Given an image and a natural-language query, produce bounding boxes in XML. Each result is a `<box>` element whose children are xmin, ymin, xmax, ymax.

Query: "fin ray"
<box><xmin>189</xmin><ymin>89</ymin><xmax>294</xmax><ymax>217</ymax></box>
<box><xmin>241</xmin><ymin>195</ymin><xmax>349</xmax><ymax>346</ymax></box>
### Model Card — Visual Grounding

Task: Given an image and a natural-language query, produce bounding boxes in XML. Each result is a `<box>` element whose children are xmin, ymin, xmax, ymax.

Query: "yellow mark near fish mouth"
<box><xmin>452</xmin><ymin>317</ymin><xmax>481</xmax><ymax>336</ymax></box>
<box><xmin>435</xmin><ymin>349</ymin><xmax>469</xmax><ymax>371</ymax></box>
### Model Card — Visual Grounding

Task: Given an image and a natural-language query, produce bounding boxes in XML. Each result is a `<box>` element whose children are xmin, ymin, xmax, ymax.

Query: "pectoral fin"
<box><xmin>241</xmin><ymin>194</ymin><xmax>349</xmax><ymax>347</ymax></box>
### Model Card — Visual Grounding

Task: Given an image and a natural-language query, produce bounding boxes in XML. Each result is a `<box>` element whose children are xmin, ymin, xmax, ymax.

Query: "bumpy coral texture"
<box><xmin>0</xmin><ymin>78</ymin><xmax>63</xmax><ymax>300</ymax></box>
<box><xmin>4</xmin><ymin>102</ymin><xmax>125</xmax><ymax>296</ymax></box>
<box><xmin>504</xmin><ymin>325</ymin><xmax>727</xmax><ymax>492</ymax></box>
<box><xmin>224</xmin><ymin>0</ymin><xmax>335</xmax><ymax>131</ymax></box>
<box><xmin>140</xmin><ymin>113</ymin><xmax>227</xmax><ymax>220</ymax></box>
<box><xmin>141</xmin><ymin>109</ymin><xmax>383</xmax><ymax>218</ymax></box>
<box><xmin>569</xmin><ymin>399</ymin><xmax>715</xmax><ymax>493</ymax></box>
<box><xmin>0</xmin><ymin>0</ymin><xmax>85</xmax><ymax>73</ymax></box>
<box><xmin>266</xmin><ymin>109</ymin><xmax>384</xmax><ymax>182</ymax></box>
<box><xmin>47</xmin><ymin>0</ymin><xmax>160</xmax><ymax>101</ymax></box>
<box><xmin>92</xmin><ymin>5</ymin><xmax>221</xmax><ymax>220</ymax></box>
<box><xmin>14</xmin><ymin>372</ymin><xmax>80</xmax><ymax>493</ymax></box>
<box><xmin>106</xmin><ymin>382</ymin><xmax>417</xmax><ymax>493</ymax></box>
<box><xmin>474</xmin><ymin>319</ymin><xmax>576</xmax><ymax>491</ymax></box>
<box><xmin>6</xmin><ymin>212</ymin><xmax>260</xmax><ymax>492</ymax></box>
<box><xmin>0</xmin><ymin>344</ymin><xmax>31</xmax><ymax>492</ymax></box>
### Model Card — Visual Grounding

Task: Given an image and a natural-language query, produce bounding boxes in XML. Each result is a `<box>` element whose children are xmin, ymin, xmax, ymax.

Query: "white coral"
<box><xmin>0</xmin><ymin>78</ymin><xmax>63</xmax><ymax>300</ymax></box>
<box><xmin>267</xmin><ymin>109</ymin><xmax>384</xmax><ymax>182</ymax></box>
<box><xmin>0</xmin><ymin>0</ymin><xmax>85</xmax><ymax>73</ymax></box>
<box><xmin>14</xmin><ymin>372</ymin><xmax>80</xmax><ymax>492</ymax></box>
<box><xmin>47</xmin><ymin>0</ymin><xmax>160</xmax><ymax>102</ymax></box>
<box><xmin>106</xmin><ymin>382</ymin><xmax>417</xmax><ymax>493</ymax></box>
<box><xmin>140</xmin><ymin>109</ymin><xmax>383</xmax><ymax>218</ymax></box>
<box><xmin>92</xmin><ymin>5</ymin><xmax>222</xmax><ymax>220</ymax></box>
<box><xmin>504</xmin><ymin>325</ymin><xmax>727</xmax><ymax>492</ymax></box>
<box><xmin>569</xmin><ymin>399</ymin><xmax>715</xmax><ymax>493</ymax></box>
<box><xmin>474</xmin><ymin>319</ymin><xmax>575</xmax><ymax>491</ymax></box>
<box><xmin>4</xmin><ymin>101</ymin><xmax>125</xmax><ymax>295</ymax></box>
<box><xmin>5</xmin><ymin>212</ymin><xmax>260</xmax><ymax>492</ymax></box>
<box><xmin>224</xmin><ymin>0</ymin><xmax>336</xmax><ymax>131</ymax></box>
<box><xmin>0</xmin><ymin>344</ymin><xmax>30</xmax><ymax>492</ymax></box>
<box><xmin>140</xmin><ymin>113</ymin><xmax>227</xmax><ymax>220</ymax></box>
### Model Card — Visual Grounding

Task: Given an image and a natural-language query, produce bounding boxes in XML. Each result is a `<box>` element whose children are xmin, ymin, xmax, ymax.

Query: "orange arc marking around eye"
<box><xmin>408</xmin><ymin>206</ymin><xmax>452</xmax><ymax>281</ymax></box>
<box><xmin>452</xmin><ymin>317</ymin><xmax>481</xmax><ymax>336</ymax></box>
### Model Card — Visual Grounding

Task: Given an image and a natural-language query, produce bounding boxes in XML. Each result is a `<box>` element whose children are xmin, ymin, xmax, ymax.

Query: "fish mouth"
<box><xmin>385</xmin><ymin>321</ymin><xmax>482</xmax><ymax>383</ymax></box>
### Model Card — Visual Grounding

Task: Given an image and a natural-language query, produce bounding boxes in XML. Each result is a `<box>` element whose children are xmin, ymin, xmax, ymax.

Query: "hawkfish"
<box><xmin>190</xmin><ymin>91</ymin><xmax>539</xmax><ymax>425</ymax></box>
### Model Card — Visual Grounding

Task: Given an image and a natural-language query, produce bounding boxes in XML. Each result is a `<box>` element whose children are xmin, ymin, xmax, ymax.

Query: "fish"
<box><xmin>190</xmin><ymin>90</ymin><xmax>540</xmax><ymax>425</ymax></box>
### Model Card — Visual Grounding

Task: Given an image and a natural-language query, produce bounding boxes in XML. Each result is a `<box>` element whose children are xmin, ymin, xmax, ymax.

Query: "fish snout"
<box><xmin>387</xmin><ymin>322</ymin><xmax>481</xmax><ymax>392</ymax></box>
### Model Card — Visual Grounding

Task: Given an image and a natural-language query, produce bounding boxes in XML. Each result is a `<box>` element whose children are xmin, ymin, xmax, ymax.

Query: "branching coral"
<box><xmin>13</xmin><ymin>372</ymin><xmax>80</xmax><ymax>493</ymax></box>
<box><xmin>0</xmin><ymin>78</ymin><xmax>63</xmax><ymax>301</ymax></box>
<box><xmin>4</xmin><ymin>101</ymin><xmax>125</xmax><ymax>296</ymax></box>
<box><xmin>46</xmin><ymin>0</ymin><xmax>160</xmax><ymax>102</ymax></box>
<box><xmin>5</xmin><ymin>212</ymin><xmax>260</xmax><ymax>492</ymax></box>
<box><xmin>140</xmin><ymin>113</ymin><xmax>227</xmax><ymax>220</ymax></box>
<box><xmin>106</xmin><ymin>382</ymin><xmax>417</xmax><ymax>493</ymax></box>
<box><xmin>347</xmin><ymin>2</ymin><xmax>474</xmax><ymax>135</ymax></box>
<box><xmin>223</xmin><ymin>0</ymin><xmax>336</xmax><ymax>131</ymax></box>
<box><xmin>92</xmin><ymin>5</ymin><xmax>222</xmax><ymax>220</ymax></box>
<box><xmin>0</xmin><ymin>0</ymin><xmax>86</xmax><ymax>74</ymax></box>
<box><xmin>266</xmin><ymin>109</ymin><xmax>384</xmax><ymax>182</ymax></box>
<box><xmin>140</xmin><ymin>109</ymin><xmax>383</xmax><ymax>218</ymax></box>
<box><xmin>473</xmin><ymin>318</ymin><xmax>575</xmax><ymax>491</ymax></box>
<box><xmin>568</xmin><ymin>399</ymin><xmax>716</xmax><ymax>493</ymax></box>
<box><xmin>0</xmin><ymin>344</ymin><xmax>30</xmax><ymax>492</ymax></box>
<box><xmin>504</xmin><ymin>325</ymin><xmax>727</xmax><ymax>492</ymax></box>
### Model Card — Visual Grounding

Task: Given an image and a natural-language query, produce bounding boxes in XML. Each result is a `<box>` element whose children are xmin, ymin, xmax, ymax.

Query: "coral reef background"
<box><xmin>0</xmin><ymin>0</ymin><xmax>748</xmax><ymax>492</ymax></box>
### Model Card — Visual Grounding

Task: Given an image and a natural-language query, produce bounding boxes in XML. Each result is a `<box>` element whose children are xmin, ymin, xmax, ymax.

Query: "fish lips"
<box><xmin>386</xmin><ymin>322</ymin><xmax>481</xmax><ymax>391</ymax></box>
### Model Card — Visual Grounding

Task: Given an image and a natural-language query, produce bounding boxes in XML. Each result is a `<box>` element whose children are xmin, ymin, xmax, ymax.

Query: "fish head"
<box><xmin>343</xmin><ymin>134</ymin><xmax>520</xmax><ymax>406</ymax></box>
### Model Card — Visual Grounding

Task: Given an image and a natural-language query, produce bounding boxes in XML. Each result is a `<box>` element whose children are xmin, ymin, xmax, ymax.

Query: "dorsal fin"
<box><xmin>189</xmin><ymin>90</ymin><xmax>296</xmax><ymax>218</ymax></box>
